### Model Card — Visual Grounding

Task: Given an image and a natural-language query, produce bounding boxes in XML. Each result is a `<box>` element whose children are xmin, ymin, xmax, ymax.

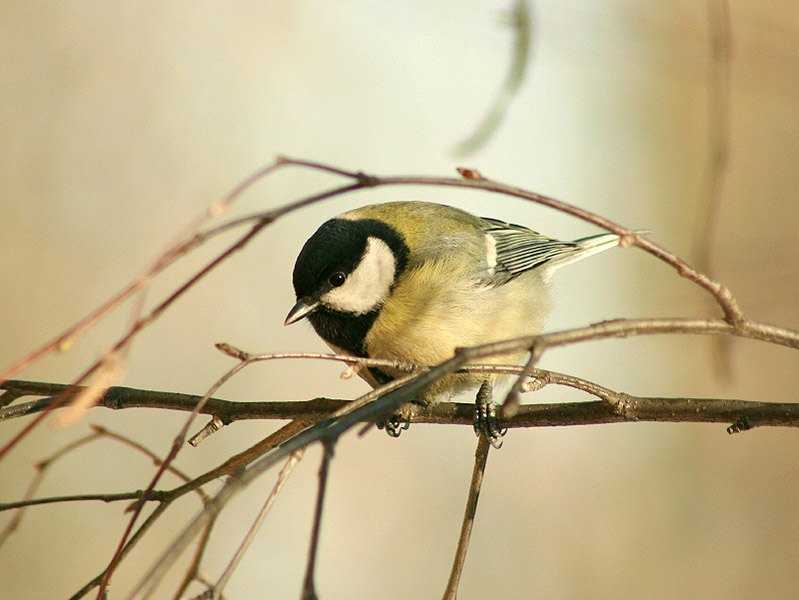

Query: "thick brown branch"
<box><xmin>3</xmin><ymin>379</ymin><xmax>798</xmax><ymax>432</ymax></box>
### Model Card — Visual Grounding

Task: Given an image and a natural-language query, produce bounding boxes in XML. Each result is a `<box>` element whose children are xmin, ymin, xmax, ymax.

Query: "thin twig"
<box><xmin>214</xmin><ymin>449</ymin><xmax>305</xmax><ymax>597</ymax></box>
<box><xmin>96</xmin><ymin>355</ymin><xmax>254</xmax><ymax>599</ymax></box>
<box><xmin>443</xmin><ymin>433</ymin><xmax>491</xmax><ymax>600</ymax></box>
<box><xmin>0</xmin><ymin>161</ymin><xmax>284</xmax><ymax>386</ymax></box>
<box><xmin>0</xmin><ymin>429</ymin><xmax>103</xmax><ymax>545</ymax></box>
<box><xmin>69</xmin><ymin>501</ymin><xmax>171</xmax><ymax>600</ymax></box>
<box><xmin>93</xmin><ymin>425</ymin><xmax>207</xmax><ymax>502</ymax></box>
<box><xmin>501</xmin><ymin>351</ymin><xmax>537</xmax><ymax>417</ymax></box>
<box><xmin>302</xmin><ymin>442</ymin><xmax>334</xmax><ymax>600</ymax></box>
<box><xmin>0</xmin><ymin>491</ymin><xmax>167</xmax><ymax>512</ymax></box>
<box><xmin>171</xmin><ymin>510</ymin><xmax>220</xmax><ymax>600</ymax></box>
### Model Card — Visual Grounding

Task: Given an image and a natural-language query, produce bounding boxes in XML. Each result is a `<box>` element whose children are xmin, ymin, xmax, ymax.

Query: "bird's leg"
<box><xmin>474</xmin><ymin>380</ymin><xmax>507</xmax><ymax>448</ymax></box>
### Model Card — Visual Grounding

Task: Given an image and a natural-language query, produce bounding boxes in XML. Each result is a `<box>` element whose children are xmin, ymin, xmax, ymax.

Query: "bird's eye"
<box><xmin>328</xmin><ymin>272</ymin><xmax>346</xmax><ymax>287</ymax></box>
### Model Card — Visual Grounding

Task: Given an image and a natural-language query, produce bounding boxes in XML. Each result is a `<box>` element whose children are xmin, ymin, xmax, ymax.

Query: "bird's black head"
<box><xmin>286</xmin><ymin>217</ymin><xmax>409</xmax><ymax>356</ymax></box>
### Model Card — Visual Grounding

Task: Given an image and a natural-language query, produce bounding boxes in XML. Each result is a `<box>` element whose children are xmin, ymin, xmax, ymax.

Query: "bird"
<box><xmin>285</xmin><ymin>200</ymin><xmax>626</xmax><ymax>444</ymax></box>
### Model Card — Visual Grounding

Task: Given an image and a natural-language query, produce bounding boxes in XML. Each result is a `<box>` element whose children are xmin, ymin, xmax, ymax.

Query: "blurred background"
<box><xmin>1</xmin><ymin>1</ymin><xmax>798</xmax><ymax>598</ymax></box>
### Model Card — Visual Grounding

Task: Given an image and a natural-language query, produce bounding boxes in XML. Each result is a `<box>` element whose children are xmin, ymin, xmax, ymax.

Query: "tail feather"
<box><xmin>543</xmin><ymin>231</ymin><xmax>643</xmax><ymax>276</ymax></box>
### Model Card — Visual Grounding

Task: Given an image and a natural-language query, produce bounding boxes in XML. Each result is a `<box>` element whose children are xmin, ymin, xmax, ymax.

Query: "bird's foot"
<box><xmin>377</xmin><ymin>414</ymin><xmax>410</xmax><ymax>438</ymax></box>
<box><xmin>473</xmin><ymin>381</ymin><xmax>507</xmax><ymax>449</ymax></box>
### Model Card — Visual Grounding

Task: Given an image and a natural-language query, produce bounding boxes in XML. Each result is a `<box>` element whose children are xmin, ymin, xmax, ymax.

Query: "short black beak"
<box><xmin>284</xmin><ymin>299</ymin><xmax>319</xmax><ymax>325</ymax></box>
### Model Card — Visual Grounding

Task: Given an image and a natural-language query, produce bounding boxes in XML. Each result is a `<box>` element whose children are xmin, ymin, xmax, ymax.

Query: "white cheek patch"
<box><xmin>322</xmin><ymin>237</ymin><xmax>396</xmax><ymax>315</ymax></box>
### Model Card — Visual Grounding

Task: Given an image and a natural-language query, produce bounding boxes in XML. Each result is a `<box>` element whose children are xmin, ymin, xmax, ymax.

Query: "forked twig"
<box><xmin>0</xmin><ymin>429</ymin><xmax>103</xmax><ymax>546</ymax></box>
<box><xmin>0</xmin><ymin>425</ymin><xmax>204</xmax><ymax>546</ymax></box>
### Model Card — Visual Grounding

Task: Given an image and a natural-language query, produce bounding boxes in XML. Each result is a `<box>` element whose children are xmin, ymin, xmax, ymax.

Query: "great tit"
<box><xmin>285</xmin><ymin>201</ymin><xmax>624</xmax><ymax>441</ymax></box>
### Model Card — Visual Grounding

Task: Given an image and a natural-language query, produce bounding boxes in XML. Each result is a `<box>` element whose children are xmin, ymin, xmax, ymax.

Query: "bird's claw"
<box><xmin>377</xmin><ymin>414</ymin><xmax>410</xmax><ymax>438</ymax></box>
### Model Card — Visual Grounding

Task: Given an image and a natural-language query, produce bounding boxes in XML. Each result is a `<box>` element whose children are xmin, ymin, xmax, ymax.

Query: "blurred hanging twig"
<box><xmin>697</xmin><ymin>0</ymin><xmax>734</xmax><ymax>376</ymax></box>
<box><xmin>452</xmin><ymin>0</ymin><xmax>533</xmax><ymax>156</ymax></box>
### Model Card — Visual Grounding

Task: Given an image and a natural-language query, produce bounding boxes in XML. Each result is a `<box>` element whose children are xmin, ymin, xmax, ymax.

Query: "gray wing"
<box><xmin>481</xmin><ymin>217</ymin><xmax>620</xmax><ymax>285</ymax></box>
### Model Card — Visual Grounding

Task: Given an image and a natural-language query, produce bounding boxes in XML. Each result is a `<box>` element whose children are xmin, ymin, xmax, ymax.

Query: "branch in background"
<box><xmin>451</xmin><ymin>0</ymin><xmax>532</xmax><ymax>156</ymax></box>
<box><xmin>213</xmin><ymin>449</ymin><xmax>305</xmax><ymax>599</ymax></box>
<box><xmin>0</xmin><ymin>425</ymin><xmax>205</xmax><ymax>545</ymax></box>
<box><xmin>68</xmin><ymin>502</ymin><xmax>171</xmax><ymax>600</ymax></box>
<box><xmin>172</xmin><ymin>512</ymin><xmax>219</xmax><ymax>600</ymax></box>
<box><xmin>698</xmin><ymin>0</ymin><xmax>735</xmax><ymax>377</ymax></box>
<box><xmin>696</xmin><ymin>0</ymin><xmax>731</xmax><ymax>274</ymax></box>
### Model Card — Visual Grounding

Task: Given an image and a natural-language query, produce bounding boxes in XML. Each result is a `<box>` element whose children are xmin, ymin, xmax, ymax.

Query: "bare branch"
<box><xmin>69</xmin><ymin>501</ymin><xmax>171</xmax><ymax>600</ymax></box>
<box><xmin>443</xmin><ymin>428</ymin><xmax>492</xmax><ymax>599</ymax></box>
<box><xmin>3</xmin><ymin>319</ymin><xmax>799</xmax><ymax>435</ymax></box>
<box><xmin>171</xmin><ymin>511</ymin><xmax>220</xmax><ymax>600</ymax></box>
<box><xmin>0</xmin><ymin>491</ymin><xmax>165</xmax><ymax>512</ymax></box>
<box><xmin>214</xmin><ymin>449</ymin><xmax>305</xmax><ymax>598</ymax></box>
<box><xmin>0</xmin><ymin>424</ymin><xmax>203</xmax><ymax>546</ymax></box>
<box><xmin>302</xmin><ymin>443</ymin><xmax>333</xmax><ymax>600</ymax></box>
<box><xmin>0</xmin><ymin>429</ymin><xmax>102</xmax><ymax>545</ymax></box>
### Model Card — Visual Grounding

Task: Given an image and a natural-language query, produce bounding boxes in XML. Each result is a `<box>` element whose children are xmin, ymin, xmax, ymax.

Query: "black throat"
<box><xmin>307</xmin><ymin>306</ymin><xmax>378</xmax><ymax>359</ymax></box>
<box><xmin>307</xmin><ymin>306</ymin><xmax>397</xmax><ymax>386</ymax></box>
